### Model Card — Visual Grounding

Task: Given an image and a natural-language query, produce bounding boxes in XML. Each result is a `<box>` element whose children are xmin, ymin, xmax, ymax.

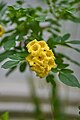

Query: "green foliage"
<box><xmin>1</xmin><ymin>61</ymin><xmax>19</xmax><ymax>69</ymax></box>
<box><xmin>61</xmin><ymin>33</ymin><xmax>71</xmax><ymax>42</ymax></box>
<box><xmin>0</xmin><ymin>0</ymin><xmax>80</xmax><ymax>88</ymax></box>
<box><xmin>60</xmin><ymin>69</ymin><xmax>74</xmax><ymax>74</ymax></box>
<box><xmin>0</xmin><ymin>1</ymin><xmax>6</xmax><ymax>23</ymax></box>
<box><xmin>8</xmin><ymin>51</ymin><xmax>28</xmax><ymax>61</ymax></box>
<box><xmin>0</xmin><ymin>1</ymin><xmax>80</xmax><ymax>120</ymax></box>
<box><xmin>0</xmin><ymin>51</ymin><xmax>15</xmax><ymax>62</ymax></box>
<box><xmin>34</xmin><ymin>15</ymin><xmax>46</xmax><ymax>22</ymax></box>
<box><xmin>59</xmin><ymin>72</ymin><xmax>80</xmax><ymax>88</ymax></box>
<box><xmin>66</xmin><ymin>40</ymin><xmax>80</xmax><ymax>44</ymax></box>
<box><xmin>19</xmin><ymin>61</ymin><xmax>27</xmax><ymax>72</ymax></box>
<box><xmin>6</xmin><ymin>66</ymin><xmax>17</xmax><ymax>76</ymax></box>
<box><xmin>0</xmin><ymin>112</ymin><xmax>9</xmax><ymax>120</ymax></box>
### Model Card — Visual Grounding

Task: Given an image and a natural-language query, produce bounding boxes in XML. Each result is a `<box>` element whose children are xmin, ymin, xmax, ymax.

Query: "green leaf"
<box><xmin>0</xmin><ymin>2</ymin><xmax>6</xmax><ymax>11</ymax></box>
<box><xmin>9</xmin><ymin>54</ymin><xmax>24</xmax><ymax>61</ymax></box>
<box><xmin>0</xmin><ymin>112</ymin><xmax>9</xmax><ymax>120</ymax></box>
<box><xmin>0</xmin><ymin>51</ymin><xmax>15</xmax><ymax>62</ymax></box>
<box><xmin>3</xmin><ymin>34</ymin><xmax>16</xmax><ymax>50</ymax></box>
<box><xmin>64</xmin><ymin>44</ymin><xmax>80</xmax><ymax>53</ymax></box>
<box><xmin>47</xmin><ymin>38</ymin><xmax>56</xmax><ymax>48</ymax></box>
<box><xmin>55</xmin><ymin>53</ymin><xmax>64</xmax><ymax>64</ymax></box>
<box><xmin>54</xmin><ymin>36</ymin><xmax>62</xmax><ymax>43</ymax></box>
<box><xmin>53</xmin><ymin>27</ymin><xmax>61</xmax><ymax>33</ymax></box>
<box><xmin>0</xmin><ymin>4</ymin><xmax>6</xmax><ymax>20</ymax></box>
<box><xmin>69</xmin><ymin>15</ymin><xmax>80</xmax><ymax>23</ymax></box>
<box><xmin>59</xmin><ymin>72</ymin><xmax>80</xmax><ymax>88</ymax></box>
<box><xmin>46</xmin><ymin>74</ymin><xmax>56</xmax><ymax>88</ymax></box>
<box><xmin>61</xmin><ymin>33</ymin><xmax>70</xmax><ymax>42</ymax></box>
<box><xmin>58</xmin><ymin>53</ymin><xmax>80</xmax><ymax>67</ymax></box>
<box><xmin>19</xmin><ymin>61</ymin><xmax>26</xmax><ymax>72</ymax></box>
<box><xmin>46</xmin><ymin>18</ymin><xmax>61</xmax><ymax>27</ymax></box>
<box><xmin>6</xmin><ymin>66</ymin><xmax>17</xmax><ymax>76</ymax></box>
<box><xmin>15</xmin><ymin>51</ymin><xmax>29</xmax><ymax>58</ymax></box>
<box><xmin>51</xmin><ymin>68</ymin><xmax>58</xmax><ymax>73</ymax></box>
<box><xmin>29</xmin><ymin>21</ymin><xmax>40</xmax><ymax>34</ymax></box>
<box><xmin>8</xmin><ymin>6</ymin><xmax>14</xmax><ymax>11</ymax></box>
<box><xmin>61</xmin><ymin>69</ymin><xmax>74</xmax><ymax>73</ymax></box>
<box><xmin>0</xmin><ymin>36</ymin><xmax>10</xmax><ymax>47</ymax></box>
<box><xmin>1</xmin><ymin>61</ymin><xmax>19</xmax><ymax>69</ymax></box>
<box><xmin>35</xmin><ymin>15</ymin><xmax>46</xmax><ymax>22</ymax></box>
<box><xmin>70</xmin><ymin>0</ymin><xmax>80</xmax><ymax>5</ymax></box>
<box><xmin>16</xmin><ymin>0</ymin><xmax>24</xmax><ymax>5</ymax></box>
<box><xmin>67</xmin><ymin>40</ymin><xmax>80</xmax><ymax>44</ymax></box>
<box><xmin>58</xmin><ymin>63</ymin><xmax>69</xmax><ymax>69</ymax></box>
<box><xmin>17</xmin><ymin>22</ymin><xmax>28</xmax><ymax>33</ymax></box>
<box><xmin>3</xmin><ymin>39</ymin><xmax>15</xmax><ymax>50</ymax></box>
<box><xmin>16</xmin><ymin>33</ymin><xmax>24</xmax><ymax>41</ymax></box>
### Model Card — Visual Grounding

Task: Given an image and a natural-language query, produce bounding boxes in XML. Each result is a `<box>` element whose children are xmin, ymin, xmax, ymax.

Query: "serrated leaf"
<box><xmin>46</xmin><ymin>74</ymin><xmax>56</xmax><ymax>87</ymax></box>
<box><xmin>0</xmin><ymin>6</ymin><xmax>6</xmax><ymax>19</ymax></box>
<box><xmin>59</xmin><ymin>72</ymin><xmax>80</xmax><ymax>88</ymax></box>
<box><xmin>2</xmin><ymin>61</ymin><xmax>19</xmax><ymax>69</ymax></box>
<box><xmin>53</xmin><ymin>27</ymin><xmax>61</xmax><ymax>33</ymax></box>
<box><xmin>0</xmin><ymin>36</ymin><xmax>10</xmax><ymax>46</ymax></box>
<box><xmin>3</xmin><ymin>39</ymin><xmax>15</xmax><ymax>50</ymax></box>
<box><xmin>67</xmin><ymin>11</ymin><xmax>80</xmax><ymax>23</ymax></box>
<box><xmin>70</xmin><ymin>15</ymin><xmax>80</xmax><ymax>23</ymax></box>
<box><xmin>67</xmin><ymin>40</ymin><xmax>80</xmax><ymax>44</ymax></box>
<box><xmin>58</xmin><ymin>53</ymin><xmax>80</xmax><ymax>67</ymax></box>
<box><xmin>0</xmin><ymin>2</ymin><xmax>6</xmax><ymax>10</ymax></box>
<box><xmin>9</xmin><ymin>54</ymin><xmax>24</xmax><ymax>61</ymax></box>
<box><xmin>61</xmin><ymin>69</ymin><xmax>74</xmax><ymax>73</ymax></box>
<box><xmin>64</xmin><ymin>44</ymin><xmax>80</xmax><ymax>53</ymax></box>
<box><xmin>0</xmin><ymin>51</ymin><xmax>15</xmax><ymax>62</ymax></box>
<box><xmin>16</xmin><ymin>51</ymin><xmax>29</xmax><ymax>58</ymax></box>
<box><xmin>58</xmin><ymin>64</ymin><xmax>69</xmax><ymax>69</ymax></box>
<box><xmin>54</xmin><ymin>36</ymin><xmax>62</xmax><ymax>43</ymax></box>
<box><xmin>61</xmin><ymin>33</ymin><xmax>70</xmax><ymax>41</ymax></box>
<box><xmin>6</xmin><ymin>66</ymin><xmax>17</xmax><ymax>76</ymax></box>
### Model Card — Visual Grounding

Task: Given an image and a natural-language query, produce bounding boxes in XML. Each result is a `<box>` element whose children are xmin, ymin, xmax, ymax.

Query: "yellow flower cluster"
<box><xmin>26</xmin><ymin>39</ymin><xmax>56</xmax><ymax>78</ymax></box>
<box><xmin>0</xmin><ymin>25</ymin><xmax>4</xmax><ymax>37</ymax></box>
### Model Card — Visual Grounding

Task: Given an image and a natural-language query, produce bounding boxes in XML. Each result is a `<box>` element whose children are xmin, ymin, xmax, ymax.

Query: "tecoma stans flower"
<box><xmin>26</xmin><ymin>39</ymin><xmax>56</xmax><ymax>78</ymax></box>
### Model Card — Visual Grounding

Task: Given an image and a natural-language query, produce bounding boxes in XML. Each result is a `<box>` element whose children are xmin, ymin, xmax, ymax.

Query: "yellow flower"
<box><xmin>26</xmin><ymin>39</ymin><xmax>37</xmax><ymax>49</ymax></box>
<box><xmin>48</xmin><ymin>58</ymin><xmax>57</xmax><ymax>70</ymax></box>
<box><xmin>31</xmin><ymin>64</ymin><xmax>44</xmax><ymax>73</ymax></box>
<box><xmin>45</xmin><ymin>50</ymin><xmax>55</xmax><ymax>59</ymax></box>
<box><xmin>26</xmin><ymin>54</ymin><xmax>34</xmax><ymax>66</ymax></box>
<box><xmin>38</xmin><ymin>41</ymin><xmax>49</xmax><ymax>50</ymax></box>
<box><xmin>28</xmin><ymin>42</ymin><xmax>41</xmax><ymax>56</ymax></box>
<box><xmin>26</xmin><ymin>39</ymin><xmax>56</xmax><ymax>78</ymax></box>
<box><xmin>37</xmin><ymin>51</ymin><xmax>46</xmax><ymax>61</ymax></box>
<box><xmin>0</xmin><ymin>25</ymin><xmax>4</xmax><ymax>37</ymax></box>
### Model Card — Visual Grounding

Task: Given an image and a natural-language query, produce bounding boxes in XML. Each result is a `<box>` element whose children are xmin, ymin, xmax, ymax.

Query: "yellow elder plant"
<box><xmin>0</xmin><ymin>0</ymin><xmax>80</xmax><ymax>119</ymax></box>
<box><xmin>0</xmin><ymin>0</ymin><xmax>80</xmax><ymax>88</ymax></box>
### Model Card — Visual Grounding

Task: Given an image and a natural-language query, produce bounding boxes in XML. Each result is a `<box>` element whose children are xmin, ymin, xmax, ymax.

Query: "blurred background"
<box><xmin>0</xmin><ymin>0</ymin><xmax>80</xmax><ymax>120</ymax></box>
